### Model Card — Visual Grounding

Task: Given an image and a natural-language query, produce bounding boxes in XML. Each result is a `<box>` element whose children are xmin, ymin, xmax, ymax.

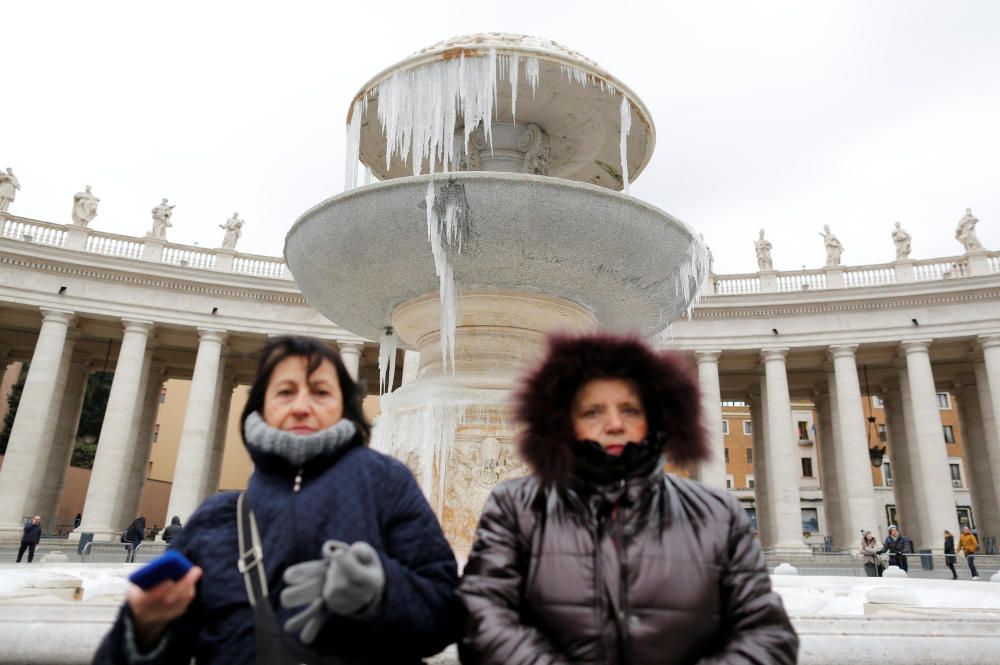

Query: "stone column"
<box><xmin>899</xmin><ymin>340</ymin><xmax>956</xmax><ymax>551</ymax></box>
<box><xmin>976</xmin><ymin>336</ymin><xmax>1000</xmax><ymax>497</ymax></box>
<box><xmin>883</xmin><ymin>373</ymin><xmax>924</xmax><ymax>544</ymax></box>
<box><xmin>202</xmin><ymin>367</ymin><xmax>236</xmax><ymax>502</ymax></box>
<box><xmin>165</xmin><ymin>328</ymin><xmax>228</xmax><ymax>523</ymax></box>
<box><xmin>119</xmin><ymin>361</ymin><xmax>166</xmax><ymax>527</ymax></box>
<box><xmin>694</xmin><ymin>351</ymin><xmax>726</xmax><ymax>489</ymax></box>
<box><xmin>338</xmin><ymin>342</ymin><xmax>364</xmax><ymax>382</ymax></box>
<box><xmin>74</xmin><ymin>320</ymin><xmax>155</xmax><ymax>540</ymax></box>
<box><xmin>37</xmin><ymin>351</ymin><xmax>91</xmax><ymax>519</ymax></box>
<box><xmin>0</xmin><ymin>308</ymin><xmax>76</xmax><ymax>542</ymax></box>
<box><xmin>748</xmin><ymin>384</ymin><xmax>773</xmax><ymax>547</ymax></box>
<box><xmin>954</xmin><ymin>374</ymin><xmax>1000</xmax><ymax>541</ymax></box>
<box><xmin>829</xmin><ymin>345</ymin><xmax>880</xmax><ymax>549</ymax></box>
<box><xmin>814</xmin><ymin>383</ymin><xmax>847</xmax><ymax>549</ymax></box>
<box><xmin>760</xmin><ymin>348</ymin><xmax>807</xmax><ymax>551</ymax></box>
<box><xmin>111</xmin><ymin>341</ymin><xmax>155</xmax><ymax>529</ymax></box>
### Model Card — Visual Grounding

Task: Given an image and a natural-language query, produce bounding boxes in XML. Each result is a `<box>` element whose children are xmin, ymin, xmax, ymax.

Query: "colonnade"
<box><xmin>0</xmin><ymin>311</ymin><xmax>370</xmax><ymax>542</ymax></box>
<box><xmin>694</xmin><ymin>336</ymin><xmax>1000</xmax><ymax>552</ymax></box>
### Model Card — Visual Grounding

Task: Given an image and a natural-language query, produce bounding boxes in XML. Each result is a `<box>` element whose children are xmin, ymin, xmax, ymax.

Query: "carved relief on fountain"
<box><xmin>441</xmin><ymin>430</ymin><xmax>529</xmax><ymax>554</ymax></box>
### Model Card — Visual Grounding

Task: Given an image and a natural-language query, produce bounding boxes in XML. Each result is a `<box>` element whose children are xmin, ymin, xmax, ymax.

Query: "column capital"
<box><xmin>196</xmin><ymin>328</ymin><xmax>229</xmax><ymax>344</ymax></box>
<box><xmin>899</xmin><ymin>339</ymin><xmax>934</xmax><ymax>355</ymax></box>
<box><xmin>760</xmin><ymin>347</ymin><xmax>789</xmax><ymax>363</ymax></box>
<box><xmin>977</xmin><ymin>334</ymin><xmax>1000</xmax><ymax>351</ymax></box>
<box><xmin>337</xmin><ymin>341</ymin><xmax>365</xmax><ymax>352</ymax></box>
<box><xmin>39</xmin><ymin>307</ymin><xmax>75</xmax><ymax>326</ymax></box>
<box><xmin>122</xmin><ymin>319</ymin><xmax>155</xmax><ymax>335</ymax></box>
<box><xmin>694</xmin><ymin>349</ymin><xmax>723</xmax><ymax>363</ymax></box>
<box><xmin>828</xmin><ymin>344</ymin><xmax>859</xmax><ymax>360</ymax></box>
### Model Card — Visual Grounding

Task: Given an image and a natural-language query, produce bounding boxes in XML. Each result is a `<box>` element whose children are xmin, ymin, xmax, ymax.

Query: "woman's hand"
<box><xmin>126</xmin><ymin>566</ymin><xmax>202</xmax><ymax>649</ymax></box>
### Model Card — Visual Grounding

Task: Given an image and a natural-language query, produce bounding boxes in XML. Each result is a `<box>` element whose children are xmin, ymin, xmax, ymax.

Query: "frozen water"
<box><xmin>378</xmin><ymin>328</ymin><xmax>399</xmax><ymax>394</ymax></box>
<box><xmin>425</xmin><ymin>179</ymin><xmax>472</xmax><ymax>372</ymax></box>
<box><xmin>524</xmin><ymin>57</ymin><xmax>540</xmax><ymax>96</ymax></box>
<box><xmin>619</xmin><ymin>96</ymin><xmax>632</xmax><ymax>195</ymax></box>
<box><xmin>344</xmin><ymin>97</ymin><xmax>367</xmax><ymax>191</ymax></box>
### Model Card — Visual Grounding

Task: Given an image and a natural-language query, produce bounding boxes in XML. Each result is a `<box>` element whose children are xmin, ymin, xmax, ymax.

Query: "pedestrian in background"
<box><xmin>16</xmin><ymin>515</ymin><xmax>41</xmax><ymax>563</ymax></box>
<box><xmin>123</xmin><ymin>516</ymin><xmax>145</xmax><ymax>562</ymax></box>
<box><xmin>860</xmin><ymin>530</ymin><xmax>882</xmax><ymax>577</ymax></box>
<box><xmin>959</xmin><ymin>525</ymin><xmax>980</xmax><ymax>580</ymax></box>
<box><xmin>880</xmin><ymin>525</ymin><xmax>911</xmax><ymax>572</ymax></box>
<box><xmin>943</xmin><ymin>530</ymin><xmax>958</xmax><ymax>579</ymax></box>
<box><xmin>161</xmin><ymin>516</ymin><xmax>182</xmax><ymax>544</ymax></box>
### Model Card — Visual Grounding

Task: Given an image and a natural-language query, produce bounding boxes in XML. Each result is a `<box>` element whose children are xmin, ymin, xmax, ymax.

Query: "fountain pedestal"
<box><xmin>375</xmin><ymin>288</ymin><xmax>595</xmax><ymax>553</ymax></box>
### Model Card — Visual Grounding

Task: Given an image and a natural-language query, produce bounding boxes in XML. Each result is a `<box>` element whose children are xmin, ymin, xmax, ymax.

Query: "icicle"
<box><xmin>509</xmin><ymin>55</ymin><xmax>520</xmax><ymax>121</ymax></box>
<box><xmin>344</xmin><ymin>98</ymin><xmax>364</xmax><ymax>191</ymax></box>
<box><xmin>619</xmin><ymin>95</ymin><xmax>632</xmax><ymax>195</ymax></box>
<box><xmin>378</xmin><ymin>328</ymin><xmax>399</xmax><ymax>394</ymax></box>
<box><xmin>525</xmin><ymin>57</ymin><xmax>540</xmax><ymax>96</ymax></box>
<box><xmin>425</xmin><ymin>179</ymin><xmax>471</xmax><ymax>373</ymax></box>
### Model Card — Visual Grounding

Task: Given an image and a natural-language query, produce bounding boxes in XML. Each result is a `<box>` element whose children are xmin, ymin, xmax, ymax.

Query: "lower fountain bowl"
<box><xmin>285</xmin><ymin>172</ymin><xmax>706</xmax><ymax>342</ymax></box>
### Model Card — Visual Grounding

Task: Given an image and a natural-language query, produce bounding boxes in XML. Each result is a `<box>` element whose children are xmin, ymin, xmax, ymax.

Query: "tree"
<box><xmin>0</xmin><ymin>364</ymin><xmax>29</xmax><ymax>455</ymax></box>
<box><xmin>69</xmin><ymin>372</ymin><xmax>113</xmax><ymax>469</ymax></box>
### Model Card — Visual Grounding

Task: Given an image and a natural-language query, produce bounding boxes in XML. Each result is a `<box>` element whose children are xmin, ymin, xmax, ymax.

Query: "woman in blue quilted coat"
<box><xmin>94</xmin><ymin>335</ymin><xmax>459</xmax><ymax>664</ymax></box>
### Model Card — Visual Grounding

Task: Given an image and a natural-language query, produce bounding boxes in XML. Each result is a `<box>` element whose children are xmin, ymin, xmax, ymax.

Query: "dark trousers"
<box><xmin>966</xmin><ymin>555</ymin><xmax>979</xmax><ymax>578</ymax></box>
<box><xmin>16</xmin><ymin>542</ymin><xmax>36</xmax><ymax>563</ymax></box>
<box><xmin>945</xmin><ymin>557</ymin><xmax>957</xmax><ymax>579</ymax></box>
<box><xmin>889</xmin><ymin>552</ymin><xmax>908</xmax><ymax>572</ymax></box>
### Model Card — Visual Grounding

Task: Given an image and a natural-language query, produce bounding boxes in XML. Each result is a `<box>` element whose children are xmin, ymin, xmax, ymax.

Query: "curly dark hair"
<box><xmin>241</xmin><ymin>335</ymin><xmax>371</xmax><ymax>443</ymax></box>
<box><xmin>514</xmin><ymin>332</ymin><xmax>707</xmax><ymax>486</ymax></box>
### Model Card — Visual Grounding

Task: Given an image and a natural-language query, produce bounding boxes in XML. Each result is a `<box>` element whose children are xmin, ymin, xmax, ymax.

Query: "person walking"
<box><xmin>943</xmin><ymin>531</ymin><xmax>958</xmax><ymax>579</ymax></box>
<box><xmin>94</xmin><ymin>335</ymin><xmax>459</xmax><ymax>664</ymax></box>
<box><xmin>880</xmin><ymin>525</ymin><xmax>911</xmax><ymax>572</ymax></box>
<box><xmin>860</xmin><ymin>530</ymin><xmax>882</xmax><ymax>577</ymax></box>
<box><xmin>123</xmin><ymin>517</ymin><xmax>146</xmax><ymax>562</ymax></box>
<box><xmin>161</xmin><ymin>516</ymin><xmax>182</xmax><ymax>544</ymax></box>
<box><xmin>958</xmin><ymin>525</ymin><xmax>980</xmax><ymax>580</ymax></box>
<box><xmin>458</xmin><ymin>332</ymin><xmax>798</xmax><ymax>665</ymax></box>
<box><xmin>16</xmin><ymin>515</ymin><xmax>42</xmax><ymax>563</ymax></box>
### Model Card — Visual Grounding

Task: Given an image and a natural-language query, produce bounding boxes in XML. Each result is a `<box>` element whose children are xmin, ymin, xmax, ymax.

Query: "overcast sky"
<box><xmin>3</xmin><ymin>1</ymin><xmax>998</xmax><ymax>275</ymax></box>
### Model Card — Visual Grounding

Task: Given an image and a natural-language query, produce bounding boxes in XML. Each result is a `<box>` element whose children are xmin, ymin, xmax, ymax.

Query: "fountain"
<box><xmin>285</xmin><ymin>33</ymin><xmax>707</xmax><ymax>553</ymax></box>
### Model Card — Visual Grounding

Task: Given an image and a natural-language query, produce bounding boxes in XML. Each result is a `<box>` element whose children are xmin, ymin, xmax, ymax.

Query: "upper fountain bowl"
<box><xmin>348</xmin><ymin>33</ymin><xmax>655</xmax><ymax>191</ymax></box>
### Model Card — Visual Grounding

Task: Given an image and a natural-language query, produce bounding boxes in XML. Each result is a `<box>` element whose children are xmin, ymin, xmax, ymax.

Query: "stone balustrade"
<box><xmin>0</xmin><ymin>214</ymin><xmax>291</xmax><ymax>280</ymax></box>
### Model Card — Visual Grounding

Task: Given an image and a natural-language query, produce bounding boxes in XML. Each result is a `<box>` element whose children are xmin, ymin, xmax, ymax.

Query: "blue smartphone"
<box><xmin>129</xmin><ymin>550</ymin><xmax>194</xmax><ymax>590</ymax></box>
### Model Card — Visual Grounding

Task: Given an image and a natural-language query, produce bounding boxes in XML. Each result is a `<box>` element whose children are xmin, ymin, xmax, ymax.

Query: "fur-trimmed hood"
<box><xmin>514</xmin><ymin>332</ymin><xmax>708</xmax><ymax>486</ymax></box>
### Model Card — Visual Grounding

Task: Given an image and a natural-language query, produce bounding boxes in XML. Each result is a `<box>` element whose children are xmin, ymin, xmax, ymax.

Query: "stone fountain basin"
<box><xmin>285</xmin><ymin>172</ymin><xmax>704</xmax><ymax>343</ymax></box>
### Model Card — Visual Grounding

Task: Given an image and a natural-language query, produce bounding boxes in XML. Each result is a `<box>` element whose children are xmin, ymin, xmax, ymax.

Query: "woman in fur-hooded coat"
<box><xmin>458</xmin><ymin>333</ymin><xmax>798</xmax><ymax>665</ymax></box>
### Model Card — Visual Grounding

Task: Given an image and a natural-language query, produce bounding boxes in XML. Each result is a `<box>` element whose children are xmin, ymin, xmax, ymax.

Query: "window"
<box><xmin>746</xmin><ymin>474</ymin><xmax>755</xmax><ymax>489</ymax></box>
<box><xmin>744</xmin><ymin>507</ymin><xmax>758</xmax><ymax>531</ymax></box>
<box><xmin>797</xmin><ymin>421</ymin><xmax>810</xmax><ymax>441</ymax></box>
<box><xmin>159</xmin><ymin>386</ymin><xmax>167</xmax><ymax>404</ymax></box>
<box><xmin>152</xmin><ymin>424</ymin><xmax>159</xmax><ymax>443</ymax></box>
<box><xmin>885</xmin><ymin>505</ymin><xmax>897</xmax><ymax>528</ymax></box>
<box><xmin>871</xmin><ymin>395</ymin><xmax>885</xmax><ymax>409</ymax></box>
<box><xmin>725</xmin><ymin>475</ymin><xmax>734</xmax><ymax>489</ymax></box>
<box><xmin>746</xmin><ymin>448</ymin><xmax>753</xmax><ymax>464</ymax></box>
<box><xmin>802</xmin><ymin>508</ymin><xmax>819</xmax><ymax>533</ymax></box>
<box><xmin>724</xmin><ymin>447</ymin><xmax>730</xmax><ymax>464</ymax></box>
<box><xmin>801</xmin><ymin>457</ymin><xmax>813</xmax><ymax>478</ymax></box>
<box><xmin>742</xmin><ymin>420</ymin><xmax>752</xmax><ymax>435</ymax></box>
<box><xmin>883</xmin><ymin>462</ymin><xmax>893</xmax><ymax>486</ymax></box>
<box><xmin>956</xmin><ymin>506</ymin><xmax>975</xmax><ymax>530</ymax></box>
<box><xmin>937</xmin><ymin>392</ymin><xmax>951</xmax><ymax>409</ymax></box>
<box><xmin>722</xmin><ymin>400</ymin><xmax>748</xmax><ymax>407</ymax></box>
<box><xmin>943</xmin><ymin>425</ymin><xmax>955</xmax><ymax>444</ymax></box>
<box><xmin>721</xmin><ymin>420</ymin><xmax>729</xmax><ymax>435</ymax></box>
<box><xmin>878</xmin><ymin>423</ymin><xmax>888</xmax><ymax>443</ymax></box>
<box><xmin>950</xmin><ymin>463</ymin><xmax>962</xmax><ymax>488</ymax></box>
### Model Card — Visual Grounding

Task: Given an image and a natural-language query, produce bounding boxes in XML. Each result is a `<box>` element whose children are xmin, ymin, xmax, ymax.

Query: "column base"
<box><xmin>66</xmin><ymin>528</ymin><xmax>120</xmax><ymax>543</ymax></box>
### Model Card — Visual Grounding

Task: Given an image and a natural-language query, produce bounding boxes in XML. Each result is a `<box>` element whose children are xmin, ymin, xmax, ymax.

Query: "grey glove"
<box><xmin>281</xmin><ymin>540</ymin><xmax>385</xmax><ymax>644</ymax></box>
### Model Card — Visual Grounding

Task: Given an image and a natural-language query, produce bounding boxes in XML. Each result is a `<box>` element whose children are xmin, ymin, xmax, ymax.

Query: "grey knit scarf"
<box><xmin>243</xmin><ymin>411</ymin><xmax>358</xmax><ymax>468</ymax></box>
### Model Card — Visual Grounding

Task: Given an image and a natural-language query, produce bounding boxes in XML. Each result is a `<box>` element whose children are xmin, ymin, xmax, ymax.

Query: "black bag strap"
<box><xmin>237</xmin><ymin>492</ymin><xmax>269</xmax><ymax>606</ymax></box>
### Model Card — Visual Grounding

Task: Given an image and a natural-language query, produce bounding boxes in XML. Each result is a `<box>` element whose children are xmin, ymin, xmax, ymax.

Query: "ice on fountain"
<box><xmin>619</xmin><ymin>95</ymin><xmax>632</xmax><ymax>195</ymax></box>
<box><xmin>426</xmin><ymin>179</ymin><xmax>472</xmax><ymax>372</ymax></box>
<box><xmin>370</xmin><ymin>386</ymin><xmax>512</xmax><ymax>511</ymax></box>
<box><xmin>344</xmin><ymin>97</ymin><xmax>367</xmax><ymax>191</ymax></box>
<box><xmin>378</xmin><ymin>328</ymin><xmax>399</xmax><ymax>394</ymax></box>
<box><xmin>508</xmin><ymin>54</ymin><xmax>520</xmax><ymax>120</ymax></box>
<box><xmin>525</xmin><ymin>56</ymin><xmax>540</xmax><ymax>96</ymax></box>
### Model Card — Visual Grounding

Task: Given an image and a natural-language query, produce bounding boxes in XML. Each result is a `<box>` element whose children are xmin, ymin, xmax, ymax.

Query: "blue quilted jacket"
<box><xmin>93</xmin><ymin>435</ymin><xmax>460</xmax><ymax>664</ymax></box>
